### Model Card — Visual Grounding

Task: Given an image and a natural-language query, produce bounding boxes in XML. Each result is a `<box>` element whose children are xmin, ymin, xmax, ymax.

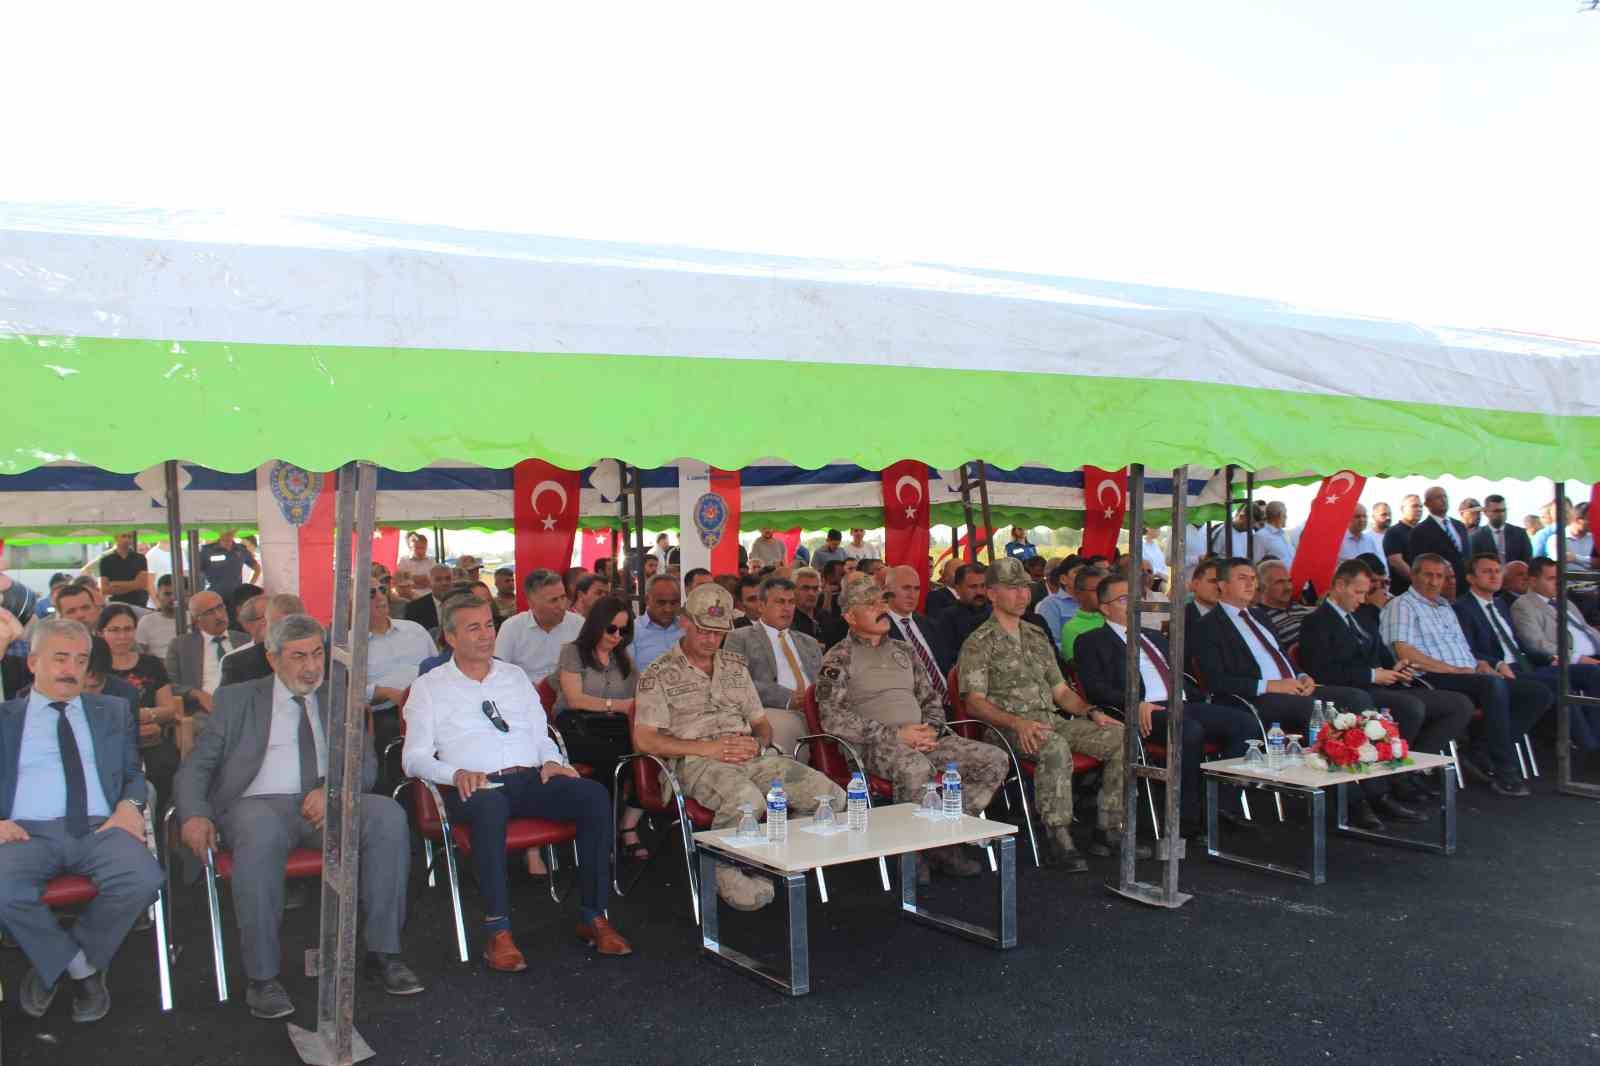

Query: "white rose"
<box><xmin>1363</xmin><ymin>720</ymin><xmax>1387</xmax><ymax>742</ymax></box>
<box><xmin>1357</xmin><ymin>742</ymin><xmax>1379</xmax><ymax>763</ymax></box>
<box><xmin>1333</xmin><ymin>712</ymin><xmax>1359</xmax><ymax>731</ymax></box>
<box><xmin>1391</xmin><ymin>738</ymin><xmax>1407</xmax><ymax>759</ymax></box>
<box><xmin>1306</xmin><ymin>753</ymin><xmax>1329</xmax><ymax>771</ymax></box>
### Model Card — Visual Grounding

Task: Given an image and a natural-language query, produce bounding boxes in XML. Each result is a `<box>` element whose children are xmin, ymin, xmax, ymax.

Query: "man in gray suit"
<box><xmin>165</xmin><ymin>589</ymin><xmax>249</xmax><ymax>717</ymax></box>
<box><xmin>0</xmin><ymin>618</ymin><xmax>163</xmax><ymax>1024</ymax></box>
<box><xmin>721</xmin><ymin>576</ymin><xmax>821</xmax><ymax>759</ymax></box>
<box><xmin>175</xmin><ymin>614</ymin><xmax>422</xmax><ymax>1019</ymax></box>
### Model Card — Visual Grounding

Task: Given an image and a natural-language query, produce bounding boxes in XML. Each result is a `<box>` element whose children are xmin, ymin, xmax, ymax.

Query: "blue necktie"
<box><xmin>51</xmin><ymin>701</ymin><xmax>90</xmax><ymax>836</ymax></box>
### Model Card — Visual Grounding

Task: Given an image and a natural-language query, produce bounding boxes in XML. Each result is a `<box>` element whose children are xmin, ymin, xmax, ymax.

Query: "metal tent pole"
<box><xmin>631</xmin><ymin>467</ymin><xmax>647</xmax><ymax>607</ymax></box>
<box><xmin>974</xmin><ymin>461</ymin><xmax>996</xmax><ymax>565</ymax></box>
<box><xmin>1222</xmin><ymin>465</ymin><xmax>1235</xmax><ymax>557</ymax></box>
<box><xmin>288</xmin><ymin>462</ymin><xmax>377</xmax><ymax>1065</ymax></box>
<box><xmin>1110</xmin><ymin>464</ymin><xmax>1192</xmax><ymax>909</ymax></box>
<box><xmin>1245</xmin><ymin>471</ymin><xmax>1256</xmax><ymax>561</ymax></box>
<box><xmin>1553</xmin><ymin>484</ymin><xmax>1600</xmax><ymax>798</ymax></box>
<box><xmin>958</xmin><ymin>466</ymin><xmax>979</xmax><ymax>564</ymax></box>
<box><xmin>163</xmin><ymin>461</ymin><xmax>190</xmax><ymax>635</ymax></box>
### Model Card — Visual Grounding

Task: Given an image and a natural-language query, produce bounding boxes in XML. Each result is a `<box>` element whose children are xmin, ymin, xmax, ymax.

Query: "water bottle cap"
<box><xmin>1271</xmin><ymin>722</ymin><xmax>1281</xmax><ymax>728</ymax></box>
<box><xmin>946</xmin><ymin>762</ymin><xmax>958</xmax><ymax>770</ymax></box>
<box><xmin>771</xmin><ymin>778</ymin><xmax>782</xmax><ymax>787</ymax></box>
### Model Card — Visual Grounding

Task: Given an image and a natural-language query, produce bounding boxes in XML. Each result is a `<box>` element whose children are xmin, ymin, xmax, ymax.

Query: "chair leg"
<box><xmin>1273</xmin><ymin>793</ymin><xmax>1286</xmax><ymax>822</ymax></box>
<box><xmin>204</xmin><ymin>853</ymin><xmax>228</xmax><ymax>1004</ymax></box>
<box><xmin>438</xmin><ymin>835</ymin><xmax>469</xmax><ymax>964</ymax></box>
<box><xmin>1448</xmin><ymin>741</ymin><xmax>1464</xmax><ymax>789</ymax></box>
<box><xmin>1514</xmin><ymin>741</ymin><xmax>1529</xmax><ymax>780</ymax></box>
<box><xmin>814</xmin><ymin>867</ymin><xmax>829</xmax><ymax>904</ymax></box>
<box><xmin>1523</xmin><ymin>733</ymin><xmax>1539</xmax><ymax>777</ymax></box>
<box><xmin>1013</xmin><ymin>777</ymin><xmax>1042</xmax><ymax>869</ymax></box>
<box><xmin>1144</xmin><ymin>779</ymin><xmax>1161</xmax><ymax>842</ymax></box>
<box><xmin>423</xmin><ymin>837</ymin><xmax>436</xmax><ymax>889</ymax></box>
<box><xmin>1240</xmin><ymin>791</ymin><xmax>1253</xmax><ymax>821</ymax></box>
<box><xmin>979</xmin><ymin>811</ymin><xmax>997</xmax><ymax>872</ymax></box>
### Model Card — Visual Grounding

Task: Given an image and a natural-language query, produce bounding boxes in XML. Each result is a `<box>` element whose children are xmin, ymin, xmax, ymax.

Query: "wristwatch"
<box><xmin>127</xmin><ymin>797</ymin><xmax>148</xmax><ymax>814</ymax></box>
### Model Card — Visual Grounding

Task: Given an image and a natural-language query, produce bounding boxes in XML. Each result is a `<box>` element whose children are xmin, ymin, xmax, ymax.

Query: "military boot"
<box><xmin>1044</xmin><ymin>827</ymin><xmax>1089</xmax><ymax>873</ymax></box>
<box><xmin>715</xmin><ymin>865</ymin><xmax>775</xmax><ymax>911</ymax></box>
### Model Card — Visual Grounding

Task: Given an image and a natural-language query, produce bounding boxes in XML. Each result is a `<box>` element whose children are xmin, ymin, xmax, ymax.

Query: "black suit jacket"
<box><xmin>220</xmin><ymin>643</ymin><xmax>271</xmax><ymax>687</ymax></box>
<box><xmin>404</xmin><ymin>595</ymin><xmax>441</xmax><ymax>631</ymax></box>
<box><xmin>1406</xmin><ymin>516</ymin><xmax>1471</xmax><ymax>583</ymax></box>
<box><xmin>886</xmin><ymin>613</ymin><xmax>956</xmax><ymax>678</ymax></box>
<box><xmin>1193</xmin><ymin>605</ymin><xmax>1292</xmax><ymax>700</ymax></box>
<box><xmin>1075</xmin><ymin>625</ymin><xmax>1196</xmax><ymax>710</ymax></box>
<box><xmin>1452</xmin><ymin>593</ymin><xmax>1548</xmax><ymax>668</ymax></box>
<box><xmin>940</xmin><ymin>602</ymin><xmax>992</xmax><ymax>659</ymax></box>
<box><xmin>925</xmin><ymin>586</ymin><xmax>957</xmax><ymax>617</ymax></box>
<box><xmin>1297</xmin><ymin>601</ymin><xmax>1395</xmax><ymax>688</ymax></box>
<box><xmin>1469</xmin><ymin>523</ymin><xmax>1532</xmax><ymax>565</ymax></box>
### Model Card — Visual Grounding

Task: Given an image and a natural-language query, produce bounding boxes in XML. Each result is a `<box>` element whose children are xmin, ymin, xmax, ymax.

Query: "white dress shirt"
<box><xmin>494</xmin><ymin>610</ymin><xmax>583</xmax><ymax>685</ymax></box>
<box><xmin>1183</xmin><ymin>526</ymin><xmax>1209</xmax><ymax>570</ymax></box>
<box><xmin>366</xmin><ymin>618</ymin><xmax>437</xmax><ymax>702</ymax></box>
<box><xmin>1105</xmin><ymin>621</ymin><xmax>1168</xmax><ymax>702</ymax></box>
<box><xmin>1468</xmin><ymin>593</ymin><xmax>1520</xmax><ymax>663</ymax></box>
<box><xmin>1221</xmin><ymin>603</ymin><xmax>1294</xmax><ymax>694</ymax></box>
<box><xmin>395</xmin><ymin>556</ymin><xmax>436</xmax><ymax>583</ymax></box>
<box><xmin>1336</xmin><ymin>531</ymin><xmax>1387</xmax><ymax>573</ymax></box>
<box><xmin>242</xmin><ymin>679</ymin><xmax>327</xmax><ymax>798</ymax></box>
<box><xmin>842</xmin><ymin>541</ymin><xmax>880</xmax><ymax>560</ymax></box>
<box><xmin>1253</xmin><ymin>525</ymin><xmax>1296</xmax><ymax>569</ymax></box>
<box><xmin>200</xmin><ymin>632</ymin><xmax>228</xmax><ymax>695</ymax></box>
<box><xmin>12</xmin><ymin>692</ymin><xmax>112</xmax><ymax>821</ymax></box>
<box><xmin>401</xmin><ymin>657</ymin><xmax>566</xmax><ymax>784</ymax></box>
<box><xmin>761</xmin><ymin>622</ymin><xmax>806</xmax><ymax>690</ymax></box>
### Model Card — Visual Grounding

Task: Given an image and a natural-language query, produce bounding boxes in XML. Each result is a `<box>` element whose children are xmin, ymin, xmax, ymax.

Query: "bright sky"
<box><xmin>5</xmin><ymin>2</ymin><xmax>1596</xmax><ymax>341</ymax></box>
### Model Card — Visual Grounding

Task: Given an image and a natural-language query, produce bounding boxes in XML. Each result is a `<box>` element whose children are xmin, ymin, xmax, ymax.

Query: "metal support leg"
<box><xmin>1523</xmin><ymin>734</ymin><xmax>1539</xmax><ymax>777</ymax></box>
<box><xmin>1441</xmin><ymin>764</ymin><xmax>1458</xmax><ymax>853</ymax></box>
<box><xmin>899</xmin><ymin>839</ymin><xmax>1018</xmax><ymax>948</ymax></box>
<box><xmin>423</xmin><ymin>838</ymin><xmax>436</xmax><ymax>889</ymax></box>
<box><xmin>697</xmin><ymin>848</ymin><xmax>810</xmax><ymax>995</ymax></box>
<box><xmin>979</xmin><ymin>811</ymin><xmax>997</xmax><ymax>872</ymax></box>
<box><xmin>204</xmin><ymin>850</ymin><xmax>228</xmax><ymax>1003</ymax></box>
<box><xmin>1514</xmin><ymin>742</ymin><xmax>1529</xmax><ymax>780</ymax></box>
<box><xmin>814</xmin><ymin>867</ymin><xmax>829</xmax><ymax>904</ymax></box>
<box><xmin>1448</xmin><ymin>740</ymin><xmax>1464</xmax><ymax>789</ymax></box>
<box><xmin>1309</xmin><ymin>789</ymin><xmax>1327</xmax><ymax>885</ymax></box>
<box><xmin>1203</xmin><ymin>776</ymin><xmax>1326</xmax><ymax>884</ymax></box>
<box><xmin>1012</xmin><ymin>776</ymin><xmax>1042</xmax><ymax>868</ymax></box>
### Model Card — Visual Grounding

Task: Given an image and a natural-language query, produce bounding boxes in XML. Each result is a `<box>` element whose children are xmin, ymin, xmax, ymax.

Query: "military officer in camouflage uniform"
<box><xmin>633</xmin><ymin>582</ymin><xmax>845</xmax><ymax>911</ymax></box>
<box><xmin>957</xmin><ymin>557</ymin><xmax>1148</xmax><ymax>872</ymax></box>
<box><xmin>816</xmin><ymin>579</ymin><xmax>1010</xmax><ymax>879</ymax></box>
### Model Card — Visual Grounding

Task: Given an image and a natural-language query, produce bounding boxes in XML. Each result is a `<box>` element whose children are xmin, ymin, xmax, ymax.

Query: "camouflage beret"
<box><xmin>985</xmin><ymin>556</ymin><xmax>1033</xmax><ymax>588</ymax></box>
<box><xmin>839</xmin><ymin>576</ymin><xmax>887</xmax><ymax>613</ymax></box>
<box><xmin>684</xmin><ymin>582</ymin><xmax>735</xmax><ymax>631</ymax></box>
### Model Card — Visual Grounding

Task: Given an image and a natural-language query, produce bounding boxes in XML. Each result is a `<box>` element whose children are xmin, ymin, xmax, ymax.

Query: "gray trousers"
<box><xmin>0</xmin><ymin>818</ymin><xmax>163</xmax><ymax>985</ymax></box>
<box><xmin>219</xmin><ymin>793</ymin><xmax>409</xmax><ymax>981</ymax></box>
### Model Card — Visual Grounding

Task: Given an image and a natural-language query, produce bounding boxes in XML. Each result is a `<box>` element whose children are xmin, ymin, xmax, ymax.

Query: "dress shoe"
<box><xmin>18</xmin><ymin>966</ymin><xmax>61</xmax><ymax>1019</ymax></box>
<box><xmin>925</xmin><ymin>846</ymin><xmax>982</xmax><ymax>878</ymax></box>
<box><xmin>1491</xmin><ymin>776</ymin><xmax>1531</xmax><ymax>798</ymax></box>
<box><xmin>1094</xmin><ymin>828</ymin><xmax>1153</xmax><ymax>859</ymax></box>
<box><xmin>246</xmin><ymin>978</ymin><xmax>295</xmax><ymax>1020</ymax></box>
<box><xmin>70</xmin><ymin>971</ymin><xmax>111</xmax><ymax>1023</ymax></box>
<box><xmin>482</xmin><ymin>930</ymin><xmax>528</xmax><ymax>973</ymax></box>
<box><xmin>576</xmin><ymin>916</ymin><xmax>634</xmax><ymax>957</ymax></box>
<box><xmin>1044</xmin><ymin>828</ymin><xmax>1088</xmax><ymax>873</ymax></box>
<box><xmin>366</xmin><ymin>952</ymin><xmax>425</xmax><ymax>994</ymax></box>
<box><xmin>1348</xmin><ymin>802</ymin><xmax>1386</xmax><ymax>831</ymax></box>
<box><xmin>1372</xmin><ymin>796</ymin><xmax>1427</xmax><ymax>823</ymax></box>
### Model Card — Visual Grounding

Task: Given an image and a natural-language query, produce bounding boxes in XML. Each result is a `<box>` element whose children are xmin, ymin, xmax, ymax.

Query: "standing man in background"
<box><xmin>97</xmin><ymin>533</ymin><xmax>150</xmax><ymax>609</ymax></box>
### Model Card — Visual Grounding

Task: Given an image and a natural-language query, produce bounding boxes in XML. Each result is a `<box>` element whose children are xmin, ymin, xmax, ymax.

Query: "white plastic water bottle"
<box><xmin>1307</xmin><ymin>701</ymin><xmax>1327</xmax><ymax>747</ymax></box>
<box><xmin>1266</xmin><ymin>722</ymin><xmax>1287</xmax><ymax>771</ymax></box>
<box><xmin>941</xmin><ymin>762</ymin><xmax>962</xmax><ymax>819</ymax></box>
<box><xmin>765</xmin><ymin>778</ymin><xmax>788</xmax><ymax>843</ymax></box>
<box><xmin>846</xmin><ymin>772</ymin><xmax>869</xmax><ymax>832</ymax></box>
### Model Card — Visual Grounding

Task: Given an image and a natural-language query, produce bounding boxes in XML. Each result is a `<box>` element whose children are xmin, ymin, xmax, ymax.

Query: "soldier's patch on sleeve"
<box><xmin>638</xmin><ymin>673</ymin><xmax>659</xmax><ymax>693</ymax></box>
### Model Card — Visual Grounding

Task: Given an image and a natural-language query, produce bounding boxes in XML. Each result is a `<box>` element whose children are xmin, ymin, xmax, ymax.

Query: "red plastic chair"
<box><xmin>536</xmin><ymin>675</ymin><xmax>596</xmax><ymax>778</ymax></box>
<box><xmin>793</xmin><ymin>685</ymin><xmax>891</xmax><ymax>889</ymax></box>
<box><xmin>610</xmin><ymin>751</ymin><xmax>714</xmax><ymax>923</ymax></box>
<box><xmin>201</xmin><ymin>842</ymin><xmax>324</xmax><ymax>1004</ymax></box>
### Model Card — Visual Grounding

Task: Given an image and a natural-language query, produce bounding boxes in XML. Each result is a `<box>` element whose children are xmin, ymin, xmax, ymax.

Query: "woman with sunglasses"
<box><xmin>554</xmin><ymin>597</ymin><xmax>647</xmax><ymax>859</ymax></box>
<box><xmin>96</xmin><ymin>603</ymin><xmax>181</xmax><ymax>811</ymax></box>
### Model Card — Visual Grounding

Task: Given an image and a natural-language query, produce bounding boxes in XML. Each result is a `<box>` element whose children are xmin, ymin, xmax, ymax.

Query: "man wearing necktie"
<box><xmin>721</xmin><ymin>577</ymin><xmax>821</xmax><ymax>762</ymax></box>
<box><xmin>882</xmin><ymin>565</ymin><xmax>956</xmax><ymax>688</ymax></box>
<box><xmin>164</xmin><ymin>589</ymin><xmax>249</xmax><ymax>719</ymax></box>
<box><xmin>1404</xmin><ymin>486</ymin><xmax>1473</xmax><ymax>588</ymax></box>
<box><xmin>175</xmin><ymin>614</ymin><xmax>421</xmax><ymax>1020</ymax></box>
<box><xmin>1503</xmin><ymin>558</ymin><xmax>1600</xmax><ymax>750</ymax></box>
<box><xmin>1469</xmin><ymin>495</ymin><xmax>1532</xmax><ymax>565</ymax></box>
<box><xmin>816</xmin><ymin>580</ymin><xmax>1010</xmax><ymax>879</ymax></box>
<box><xmin>0</xmin><ymin>618</ymin><xmax>163</xmax><ymax>1024</ymax></box>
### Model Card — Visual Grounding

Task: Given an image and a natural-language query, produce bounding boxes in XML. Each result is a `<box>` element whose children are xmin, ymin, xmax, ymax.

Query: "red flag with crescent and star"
<box><xmin>512</xmin><ymin>459</ymin><xmax>582</xmax><ymax>610</ymax></box>
<box><xmin>580</xmin><ymin>528</ymin><xmax>616</xmax><ymax>571</ymax></box>
<box><xmin>1288</xmin><ymin>470</ymin><xmax>1366</xmax><ymax>599</ymax></box>
<box><xmin>882</xmin><ymin>461</ymin><xmax>930</xmax><ymax>610</ymax></box>
<box><xmin>1080</xmin><ymin>466</ymin><xmax>1128</xmax><ymax>558</ymax></box>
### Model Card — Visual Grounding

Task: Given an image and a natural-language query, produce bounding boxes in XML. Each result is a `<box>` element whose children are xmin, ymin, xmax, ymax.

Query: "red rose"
<box><xmin>1382</xmin><ymin>721</ymin><xmax>1400</xmax><ymax>739</ymax></box>
<box><xmin>1375</xmin><ymin>741</ymin><xmax>1392</xmax><ymax>761</ymax></box>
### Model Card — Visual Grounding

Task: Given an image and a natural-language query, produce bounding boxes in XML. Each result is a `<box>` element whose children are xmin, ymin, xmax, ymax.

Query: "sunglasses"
<box><xmin>480</xmin><ymin>700</ymin><xmax>509</xmax><ymax>733</ymax></box>
<box><xmin>605</xmin><ymin>624</ymin><xmax>633</xmax><ymax>637</ymax></box>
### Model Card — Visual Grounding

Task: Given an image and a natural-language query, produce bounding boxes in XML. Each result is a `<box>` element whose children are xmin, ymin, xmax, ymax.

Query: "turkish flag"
<box><xmin>882</xmin><ymin>461</ymin><xmax>930</xmax><ymax>610</ymax></box>
<box><xmin>1288</xmin><ymin>470</ymin><xmax>1366</xmax><ymax>599</ymax></box>
<box><xmin>1081</xmin><ymin>466</ymin><xmax>1129</xmax><ymax>559</ymax></box>
<box><xmin>581</xmin><ymin>528</ymin><xmax>616</xmax><ymax>571</ymax></box>
<box><xmin>297</xmin><ymin>472</ymin><xmax>339</xmax><ymax>626</ymax></box>
<box><xmin>775</xmin><ymin>528</ymin><xmax>803</xmax><ymax>562</ymax></box>
<box><xmin>709</xmin><ymin>468</ymin><xmax>742</xmax><ymax>574</ymax></box>
<box><xmin>513</xmin><ymin>459</ymin><xmax>582</xmax><ymax>610</ymax></box>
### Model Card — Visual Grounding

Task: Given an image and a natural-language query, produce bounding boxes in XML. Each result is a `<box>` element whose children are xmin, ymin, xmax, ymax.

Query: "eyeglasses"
<box><xmin>1104</xmin><ymin>594</ymin><xmax>1130</xmax><ymax>606</ymax></box>
<box><xmin>196</xmin><ymin>604</ymin><xmax>227</xmax><ymax>618</ymax></box>
<box><xmin>605</xmin><ymin>624</ymin><xmax>633</xmax><ymax>637</ymax></box>
<box><xmin>480</xmin><ymin>700</ymin><xmax>509</xmax><ymax>733</ymax></box>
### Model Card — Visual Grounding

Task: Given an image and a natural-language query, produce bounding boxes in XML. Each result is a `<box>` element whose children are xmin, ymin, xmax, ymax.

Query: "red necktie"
<box><xmin>1239</xmin><ymin>609</ymin><xmax>1294</xmax><ymax>679</ymax></box>
<box><xmin>1137</xmin><ymin>633</ymin><xmax>1173</xmax><ymax>698</ymax></box>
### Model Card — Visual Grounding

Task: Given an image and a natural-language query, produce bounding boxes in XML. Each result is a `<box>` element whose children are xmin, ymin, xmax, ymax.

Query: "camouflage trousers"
<box><xmin>860</xmin><ymin>736</ymin><xmax>1010</xmax><ymax>815</ymax></box>
<box><xmin>672</xmin><ymin>755</ymin><xmax>847</xmax><ymax>830</ymax></box>
<box><xmin>997</xmin><ymin>710</ymin><xmax>1126</xmax><ymax>830</ymax></box>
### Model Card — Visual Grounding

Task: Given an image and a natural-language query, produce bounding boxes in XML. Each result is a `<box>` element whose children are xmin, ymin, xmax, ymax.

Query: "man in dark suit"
<box><xmin>1405</xmin><ymin>485</ymin><xmax>1472</xmax><ymax>587</ymax></box>
<box><xmin>220</xmin><ymin>593</ymin><xmax>307</xmax><ymax>687</ymax></box>
<box><xmin>175</xmin><ymin>614</ymin><xmax>421</xmax><ymax>1019</ymax></box>
<box><xmin>1470</xmin><ymin>494</ymin><xmax>1533</xmax><ymax>565</ymax></box>
<box><xmin>925</xmin><ymin>558</ymin><xmax>959</xmax><ymax>617</ymax></box>
<box><xmin>404</xmin><ymin>564</ymin><xmax>454</xmax><ymax>632</ymax></box>
<box><xmin>0</xmin><ymin>618</ymin><xmax>163</xmax><ymax>1024</ymax></box>
<box><xmin>166</xmin><ymin>589</ymin><xmax>249</xmax><ymax>716</ymax></box>
<box><xmin>883</xmin><ymin>565</ymin><xmax>957</xmax><ymax>695</ymax></box>
<box><xmin>1301</xmin><ymin>560</ymin><xmax>1473</xmax><ymax>813</ymax></box>
<box><xmin>938</xmin><ymin>562</ymin><xmax>993</xmax><ymax>657</ymax></box>
<box><xmin>1075</xmin><ymin>573</ymin><xmax>1257</xmax><ymax>835</ymax></box>
<box><xmin>1192</xmin><ymin>557</ymin><xmax>1374</xmax><ymax>739</ymax></box>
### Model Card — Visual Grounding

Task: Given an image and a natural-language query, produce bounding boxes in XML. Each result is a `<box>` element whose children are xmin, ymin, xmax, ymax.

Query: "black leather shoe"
<box><xmin>1459</xmin><ymin>755</ymin><xmax>1495</xmax><ymax>786</ymax></box>
<box><xmin>70</xmin><ymin>971</ymin><xmax>111</xmax><ymax>1023</ymax></box>
<box><xmin>1491</xmin><ymin>776</ymin><xmax>1531</xmax><ymax>798</ymax></box>
<box><xmin>1349</xmin><ymin>802</ymin><xmax>1386</xmax><ymax>831</ymax></box>
<box><xmin>1218</xmin><ymin>810</ymin><xmax>1259</xmax><ymax>833</ymax></box>
<box><xmin>1372</xmin><ymin>796</ymin><xmax>1427</xmax><ymax>824</ymax></box>
<box><xmin>246</xmin><ymin>978</ymin><xmax>295</xmax><ymax>1020</ymax></box>
<box><xmin>366</xmin><ymin>953</ymin><xmax>425</xmax><ymax>996</ymax></box>
<box><xmin>18</xmin><ymin>966</ymin><xmax>60</xmax><ymax>1019</ymax></box>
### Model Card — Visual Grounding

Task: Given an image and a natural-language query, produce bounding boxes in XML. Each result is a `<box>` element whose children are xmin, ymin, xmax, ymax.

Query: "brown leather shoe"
<box><xmin>482</xmin><ymin>930</ymin><xmax>527</xmax><ymax>972</ymax></box>
<box><xmin>576</xmin><ymin>916</ymin><xmax>634</xmax><ymax>957</ymax></box>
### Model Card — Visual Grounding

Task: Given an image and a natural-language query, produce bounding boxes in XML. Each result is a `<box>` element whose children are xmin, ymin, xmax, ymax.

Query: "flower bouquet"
<box><xmin>1306</xmin><ymin>710</ymin><xmax>1411</xmax><ymax>772</ymax></box>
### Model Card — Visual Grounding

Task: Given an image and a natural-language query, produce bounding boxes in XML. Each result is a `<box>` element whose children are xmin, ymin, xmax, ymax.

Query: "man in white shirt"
<box><xmin>1540</xmin><ymin>502</ymin><xmax>1598</xmax><ymax>570</ymax></box>
<box><xmin>649</xmin><ymin>533</ymin><xmax>672</xmax><ymax>566</ymax></box>
<box><xmin>365</xmin><ymin>581</ymin><xmax>437</xmax><ymax>774</ymax></box>
<box><xmin>394</xmin><ymin>532</ymin><xmax>435</xmax><ymax>585</ymax></box>
<box><xmin>721</xmin><ymin>577</ymin><xmax>819</xmax><ymax>759</ymax></box>
<box><xmin>1183</xmin><ymin>525</ymin><xmax>1209</xmax><ymax>571</ymax></box>
<box><xmin>842</xmin><ymin>529</ymin><xmax>880</xmax><ymax>561</ymax></box>
<box><xmin>135</xmin><ymin>575</ymin><xmax>180</xmax><ymax>660</ymax></box>
<box><xmin>494</xmin><ymin>570</ymin><xmax>583</xmax><ymax>686</ymax></box>
<box><xmin>1253</xmin><ymin>502</ymin><xmax>1296</xmax><ymax>570</ymax></box>
<box><xmin>1336</xmin><ymin>504</ymin><xmax>1387</xmax><ymax>575</ymax></box>
<box><xmin>404</xmin><ymin>594</ymin><xmax>629</xmax><ymax>969</ymax></box>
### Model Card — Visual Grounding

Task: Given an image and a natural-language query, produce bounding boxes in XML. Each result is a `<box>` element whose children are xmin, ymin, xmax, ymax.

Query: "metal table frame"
<box><xmin>1203</xmin><ymin>766</ymin><xmax>1456</xmax><ymax>885</ymax></box>
<box><xmin>696</xmin><ymin>835</ymin><xmax>1017</xmax><ymax>996</ymax></box>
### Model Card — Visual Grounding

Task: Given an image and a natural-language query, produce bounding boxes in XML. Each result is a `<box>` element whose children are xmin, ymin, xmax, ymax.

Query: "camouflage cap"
<box><xmin>985</xmin><ymin>556</ymin><xmax>1033</xmax><ymax>588</ymax></box>
<box><xmin>838</xmin><ymin>576</ymin><xmax>888</xmax><ymax>613</ymax></box>
<box><xmin>684</xmin><ymin>581</ymin><xmax>735</xmax><ymax>631</ymax></box>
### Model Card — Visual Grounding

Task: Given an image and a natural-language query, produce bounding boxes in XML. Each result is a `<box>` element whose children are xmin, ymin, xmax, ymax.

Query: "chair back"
<box><xmin>536</xmin><ymin>677</ymin><xmax>558</xmax><ymax>714</ymax></box>
<box><xmin>408</xmin><ymin>780</ymin><xmax>446</xmax><ymax>839</ymax></box>
<box><xmin>800</xmin><ymin>684</ymin><xmax>851</xmax><ymax>786</ymax></box>
<box><xmin>632</xmin><ymin>757</ymin><xmax>671</xmax><ymax>813</ymax></box>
